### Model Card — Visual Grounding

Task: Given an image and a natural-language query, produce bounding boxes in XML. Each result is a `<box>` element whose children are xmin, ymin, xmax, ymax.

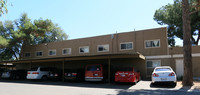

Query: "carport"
<box><xmin>0</xmin><ymin>52</ymin><xmax>146</xmax><ymax>83</ymax></box>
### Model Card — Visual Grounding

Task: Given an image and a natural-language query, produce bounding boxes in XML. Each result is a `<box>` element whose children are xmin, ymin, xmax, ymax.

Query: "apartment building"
<box><xmin>1</xmin><ymin>27</ymin><xmax>200</xmax><ymax>81</ymax></box>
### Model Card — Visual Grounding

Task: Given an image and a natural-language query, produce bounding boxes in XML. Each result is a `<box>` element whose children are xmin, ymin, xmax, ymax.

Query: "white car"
<box><xmin>27</xmin><ymin>67</ymin><xmax>50</xmax><ymax>80</ymax></box>
<box><xmin>152</xmin><ymin>66</ymin><xmax>177</xmax><ymax>86</ymax></box>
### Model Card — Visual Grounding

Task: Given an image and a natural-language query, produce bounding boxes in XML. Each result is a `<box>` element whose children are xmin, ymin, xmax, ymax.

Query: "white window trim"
<box><xmin>24</xmin><ymin>52</ymin><xmax>31</xmax><ymax>58</ymax></box>
<box><xmin>120</xmin><ymin>42</ymin><xmax>133</xmax><ymax>50</ymax></box>
<box><xmin>48</xmin><ymin>49</ymin><xmax>56</xmax><ymax>56</ymax></box>
<box><xmin>144</xmin><ymin>39</ymin><xmax>160</xmax><ymax>49</ymax></box>
<box><xmin>62</xmin><ymin>48</ymin><xmax>72</xmax><ymax>55</ymax></box>
<box><xmin>35</xmin><ymin>51</ymin><xmax>43</xmax><ymax>57</ymax></box>
<box><xmin>97</xmin><ymin>44</ymin><xmax>109</xmax><ymax>52</ymax></box>
<box><xmin>79</xmin><ymin>46</ymin><xmax>89</xmax><ymax>54</ymax></box>
<box><xmin>146</xmin><ymin>60</ymin><xmax>161</xmax><ymax>68</ymax></box>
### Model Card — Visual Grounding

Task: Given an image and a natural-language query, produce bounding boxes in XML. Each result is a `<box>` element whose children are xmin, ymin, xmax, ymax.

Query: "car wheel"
<box><xmin>172</xmin><ymin>82</ymin><xmax>177</xmax><ymax>87</ymax></box>
<box><xmin>41</xmin><ymin>76</ymin><xmax>48</xmax><ymax>81</ymax></box>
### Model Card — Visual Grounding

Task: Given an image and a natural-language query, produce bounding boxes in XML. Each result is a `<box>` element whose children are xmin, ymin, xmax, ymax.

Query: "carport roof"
<box><xmin>0</xmin><ymin>52</ymin><xmax>145</xmax><ymax>64</ymax></box>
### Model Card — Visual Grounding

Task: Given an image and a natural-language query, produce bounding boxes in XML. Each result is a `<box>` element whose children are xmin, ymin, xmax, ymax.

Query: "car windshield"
<box><xmin>155</xmin><ymin>68</ymin><xmax>171</xmax><ymax>72</ymax></box>
<box><xmin>86</xmin><ymin>65</ymin><xmax>101</xmax><ymax>71</ymax></box>
<box><xmin>30</xmin><ymin>67</ymin><xmax>38</xmax><ymax>71</ymax></box>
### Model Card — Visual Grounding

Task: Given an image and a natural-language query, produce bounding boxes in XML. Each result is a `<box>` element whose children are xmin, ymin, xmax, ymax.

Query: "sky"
<box><xmin>1</xmin><ymin>0</ymin><xmax>183</xmax><ymax>45</ymax></box>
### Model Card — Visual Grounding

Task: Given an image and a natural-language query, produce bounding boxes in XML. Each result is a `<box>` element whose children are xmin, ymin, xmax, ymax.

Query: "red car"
<box><xmin>115</xmin><ymin>67</ymin><xmax>141</xmax><ymax>83</ymax></box>
<box><xmin>85</xmin><ymin>64</ymin><xmax>103</xmax><ymax>81</ymax></box>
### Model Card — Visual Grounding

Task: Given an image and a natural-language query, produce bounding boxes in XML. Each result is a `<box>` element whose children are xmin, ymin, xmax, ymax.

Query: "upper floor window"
<box><xmin>25</xmin><ymin>52</ymin><xmax>31</xmax><ymax>57</ymax></box>
<box><xmin>146</xmin><ymin>60</ymin><xmax>161</xmax><ymax>68</ymax></box>
<box><xmin>145</xmin><ymin>39</ymin><xmax>160</xmax><ymax>48</ymax></box>
<box><xmin>62</xmin><ymin>48</ymin><xmax>71</xmax><ymax>55</ymax></box>
<box><xmin>79</xmin><ymin>46</ymin><xmax>89</xmax><ymax>53</ymax></box>
<box><xmin>49</xmin><ymin>50</ymin><xmax>56</xmax><ymax>56</ymax></box>
<box><xmin>97</xmin><ymin>44</ymin><xmax>109</xmax><ymax>52</ymax></box>
<box><xmin>120</xmin><ymin>42</ymin><xmax>133</xmax><ymax>50</ymax></box>
<box><xmin>36</xmin><ymin>51</ymin><xmax>43</xmax><ymax>57</ymax></box>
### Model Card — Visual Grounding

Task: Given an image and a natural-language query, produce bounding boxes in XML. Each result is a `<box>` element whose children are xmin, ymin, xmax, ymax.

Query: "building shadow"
<box><xmin>117</xmin><ymin>83</ymin><xmax>200</xmax><ymax>95</ymax></box>
<box><xmin>116</xmin><ymin>89</ymin><xmax>200</xmax><ymax>95</ymax></box>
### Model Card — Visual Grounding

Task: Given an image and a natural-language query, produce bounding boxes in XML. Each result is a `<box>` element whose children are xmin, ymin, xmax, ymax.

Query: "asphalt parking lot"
<box><xmin>0</xmin><ymin>80</ymin><xmax>199</xmax><ymax>95</ymax></box>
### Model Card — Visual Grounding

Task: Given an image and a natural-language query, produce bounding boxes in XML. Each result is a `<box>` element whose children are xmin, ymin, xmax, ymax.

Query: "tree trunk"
<box><xmin>196</xmin><ymin>29</ymin><xmax>200</xmax><ymax>45</ymax></box>
<box><xmin>182</xmin><ymin>0</ymin><xmax>193</xmax><ymax>86</ymax></box>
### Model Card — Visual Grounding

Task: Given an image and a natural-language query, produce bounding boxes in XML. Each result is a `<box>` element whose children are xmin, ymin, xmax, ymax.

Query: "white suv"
<box><xmin>27</xmin><ymin>67</ymin><xmax>59</xmax><ymax>80</ymax></box>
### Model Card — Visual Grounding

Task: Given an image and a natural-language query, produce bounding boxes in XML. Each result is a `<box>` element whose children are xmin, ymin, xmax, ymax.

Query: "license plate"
<box><xmin>161</xmin><ymin>78</ymin><xmax>167</xmax><ymax>80</ymax></box>
<box><xmin>68</xmin><ymin>74</ymin><xmax>71</xmax><ymax>76</ymax></box>
<box><xmin>121</xmin><ymin>74</ymin><xmax>125</xmax><ymax>77</ymax></box>
<box><xmin>50</xmin><ymin>74</ymin><xmax>54</xmax><ymax>76</ymax></box>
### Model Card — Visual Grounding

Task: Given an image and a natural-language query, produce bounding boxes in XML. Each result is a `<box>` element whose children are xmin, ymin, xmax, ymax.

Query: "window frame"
<box><xmin>146</xmin><ymin>60</ymin><xmax>161</xmax><ymax>68</ymax></box>
<box><xmin>120</xmin><ymin>42</ymin><xmax>133</xmax><ymax>50</ymax></box>
<box><xmin>97</xmin><ymin>44</ymin><xmax>109</xmax><ymax>52</ymax></box>
<box><xmin>48</xmin><ymin>49</ymin><xmax>56</xmax><ymax>56</ymax></box>
<box><xmin>35</xmin><ymin>51</ymin><xmax>43</xmax><ymax>57</ymax></box>
<box><xmin>62</xmin><ymin>48</ymin><xmax>72</xmax><ymax>55</ymax></box>
<box><xmin>145</xmin><ymin>39</ymin><xmax>160</xmax><ymax>48</ymax></box>
<box><xmin>79</xmin><ymin>46</ymin><xmax>89</xmax><ymax>54</ymax></box>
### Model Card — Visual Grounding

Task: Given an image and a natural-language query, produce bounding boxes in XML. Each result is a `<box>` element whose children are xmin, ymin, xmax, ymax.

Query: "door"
<box><xmin>176</xmin><ymin>59</ymin><xmax>184</xmax><ymax>77</ymax></box>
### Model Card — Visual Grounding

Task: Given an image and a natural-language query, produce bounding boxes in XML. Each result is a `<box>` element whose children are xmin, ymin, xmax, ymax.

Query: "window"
<box><xmin>79</xmin><ymin>46</ymin><xmax>89</xmax><ymax>53</ymax></box>
<box><xmin>25</xmin><ymin>53</ymin><xmax>30</xmax><ymax>57</ymax></box>
<box><xmin>97</xmin><ymin>44</ymin><xmax>109</xmax><ymax>52</ymax></box>
<box><xmin>155</xmin><ymin>68</ymin><xmax>171</xmax><ymax>72</ymax></box>
<box><xmin>36</xmin><ymin>51</ymin><xmax>43</xmax><ymax>57</ymax></box>
<box><xmin>62</xmin><ymin>48</ymin><xmax>71</xmax><ymax>55</ymax></box>
<box><xmin>49</xmin><ymin>50</ymin><xmax>56</xmax><ymax>56</ymax></box>
<box><xmin>145</xmin><ymin>39</ymin><xmax>160</xmax><ymax>48</ymax></box>
<box><xmin>86</xmin><ymin>65</ymin><xmax>101</xmax><ymax>71</ymax></box>
<box><xmin>120</xmin><ymin>42</ymin><xmax>133</xmax><ymax>50</ymax></box>
<box><xmin>147</xmin><ymin>60</ymin><xmax>161</xmax><ymax>68</ymax></box>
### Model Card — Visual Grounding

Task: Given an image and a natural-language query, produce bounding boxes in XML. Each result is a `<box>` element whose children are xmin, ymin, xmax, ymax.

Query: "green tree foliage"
<box><xmin>154</xmin><ymin>0</ymin><xmax>200</xmax><ymax>46</ymax></box>
<box><xmin>0</xmin><ymin>0</ymin><xmax>8</xmax><ymax>16</ymax></box>
<box><xmin>0</xmin><ymin>13</ymin><xmax>68</xmax><ymax>61</ymax></box>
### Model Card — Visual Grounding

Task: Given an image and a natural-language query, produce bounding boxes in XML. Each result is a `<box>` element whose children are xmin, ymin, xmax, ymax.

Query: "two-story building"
<box><xmin>1</xmin><ymin>27</ymin><xmax>200</xmax><ymax>81</ymax></box>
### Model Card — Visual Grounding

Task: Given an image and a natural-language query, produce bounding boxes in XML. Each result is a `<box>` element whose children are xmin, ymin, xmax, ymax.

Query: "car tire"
<box><xmin>172</xmin><ymin>82</ymin><xmax>177</xmax><ymax>87</ymax></box>
<box><xmin>41</xmin><ymin>76</ymin><xmax>48</xmax><ymax>81</ymax></box>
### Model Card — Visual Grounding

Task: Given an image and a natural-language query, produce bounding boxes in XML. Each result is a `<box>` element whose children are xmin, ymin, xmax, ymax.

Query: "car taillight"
<box><xmin>27</xmin><ymin>72</ymin><xmax>31</xmax><ymax>74</ymax></box>
<box><xmin>152</xmin><ymin>73</ymin><xmax>159</xmax><ymax>77</ymax></box>
<box><xmin>115</xmin><ymin>73</ymin><xmax>119</xmax><ymax>75</ymax></box>
<box><xmin>169</xmin><ymin>72</ymin><xmax>175</xmax><ymax>76</ymax></box>
<box><xmin>32</xmin><ymin>72</ymin><xmax>39</xmax><ymax>74</ymax></box>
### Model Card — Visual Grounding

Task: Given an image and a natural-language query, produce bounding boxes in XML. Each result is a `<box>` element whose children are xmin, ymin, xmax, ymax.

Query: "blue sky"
<box><xmin>1</xmin><ymin>0</ymin><xmax>182</xmax><ymax>45</ymax></box>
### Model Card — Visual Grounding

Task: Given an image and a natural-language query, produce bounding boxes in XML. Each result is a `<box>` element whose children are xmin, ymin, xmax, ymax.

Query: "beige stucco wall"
<box><xmin>22</xmin><ymin>27</ymin><xmax>168</xmax><ymax>59</ymax></box>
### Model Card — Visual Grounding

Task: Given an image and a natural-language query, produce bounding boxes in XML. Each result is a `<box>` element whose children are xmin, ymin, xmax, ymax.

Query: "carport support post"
<box><xmin>62</xmin><ymin>60</ymin><xmax>65</xmax><ymax>82</ymax></box>
<box><xmin>108</xmin><ymin>57</ymin><xmax>111</xmax><ymax>83</ymax></box>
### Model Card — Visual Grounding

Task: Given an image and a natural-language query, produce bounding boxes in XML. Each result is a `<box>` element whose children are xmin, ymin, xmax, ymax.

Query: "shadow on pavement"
<box><xmin>0</xmin><ymin>79</ymin><xmax>133</xmax><ymax>89</ymax></box>
<box><xmin>116</xmin><ymin>89</ymin><xmax>200</xmax><ymax>95</ymax></box>
<box><xmin>150</xmin><ymin>83</ymin><xmax>176</xmax><ymax>88</ymax></box>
